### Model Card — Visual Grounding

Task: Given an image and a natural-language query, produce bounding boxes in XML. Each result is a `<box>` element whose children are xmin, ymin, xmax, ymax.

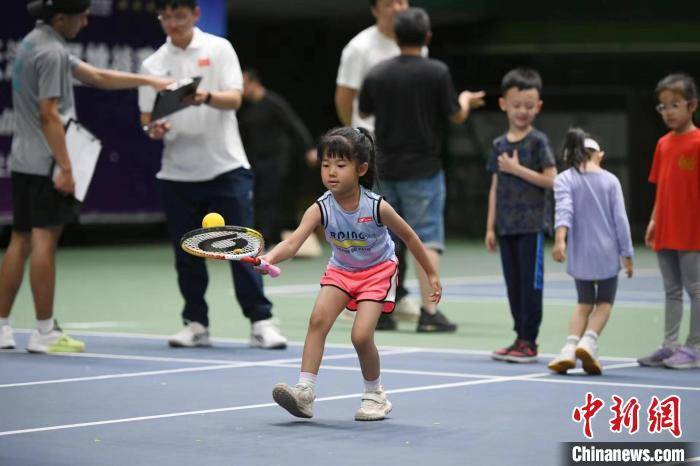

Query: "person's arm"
<box><xmin>258</xmin><ymin>204</ymin><xmax>321</xmax><ymax>266</ymax></box>
<box><xmin>184</xmin><ymin>88</ymin><xmax>242</xmax><ymax>110</ymax></box>
<box><xmin>357</xmin><ymin>77</ymin><xmax>373</xmax><ymax>120</ymax></box>
<box><xmin>552</xmin><ymin>175</ymin><xmax>572</xmax><ymax>262</ymax></box>
<box><xmin>336</xmin><ymin>86</ymin><xmax>357</xmax><ymax>125</ymax></box>
<box><xmin>498</xmin><ymin>150</ymin><xmax>557</xmax><ymax>189</ymax></box>
<box><xmin>72</xmin><ymin>61</ymin><xmax>170</xmax><ymax>91</ymax></box>
<box><xmin>645</xmin><ymin>204</ymin><xmax>657</xmax><ymax>249</ymax></box>
<box><xmin>610</xmin><ymin>178</ymin><xmax>634</xmax><ymax>277</ymax></box>
<box><xmin>485</xmin><ymin>174</ymin><xmax>498</xmax><ymax>252</ymax></box>
<box><xmin>450</xmin><ymin>90</ymin><xmax>486</xmax><ymax>124</ymax></box>
<box><xmin>379</xmin><ymin>200</ymin><xmax>442</xmax><ymax>302</ymax></box>
<box><xmin>39</xmin><ymin>98</ymin><xmax>73</xmax><ymax>195</ymax></box>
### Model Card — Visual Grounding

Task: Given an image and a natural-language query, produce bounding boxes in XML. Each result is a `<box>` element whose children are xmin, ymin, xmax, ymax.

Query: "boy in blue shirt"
<box><xmin>485</xmin><ymin>68</ymin><xmax>557</xmax><ymax>362</ymax></box>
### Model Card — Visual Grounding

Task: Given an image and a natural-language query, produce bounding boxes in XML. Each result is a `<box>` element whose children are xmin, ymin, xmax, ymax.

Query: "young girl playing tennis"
<box><xmin>638</xmin><ymin>73</ymin><xmax>700</xmax><ymax>369</ymax></box>
<box><xmin>548</xmin><ymin>128</ymin><xmax>634</xmax><ymax>375</ymax></box>
<box><xmin>258</xmin><ymin>127</ymin><xmax>441</xmax><ymax>420</ymax></box>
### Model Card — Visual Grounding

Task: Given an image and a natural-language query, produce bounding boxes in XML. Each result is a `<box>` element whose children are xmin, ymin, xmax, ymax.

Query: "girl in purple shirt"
<box><xmin>548</xmin><ymin>128</ymin><xmax>634</xmax><ymax>375</ymax></box>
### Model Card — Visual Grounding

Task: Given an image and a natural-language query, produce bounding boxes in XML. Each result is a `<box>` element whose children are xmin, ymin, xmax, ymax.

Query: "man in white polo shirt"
<box><xmin>139</xmin><ymin>0</ymin><xmax>287</xmax><ymax>350</ymax></box>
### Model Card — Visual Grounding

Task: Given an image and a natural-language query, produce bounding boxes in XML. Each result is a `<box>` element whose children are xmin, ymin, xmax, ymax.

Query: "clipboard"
<box><xmin>52</xmin><ymin>119</ymin><xmax>102</xmax><ymax>202</ymax></box>
<box><xmin>149</xmin><ymin>76</ymin><xmax>202</xmax><ymax>122</ymax></box>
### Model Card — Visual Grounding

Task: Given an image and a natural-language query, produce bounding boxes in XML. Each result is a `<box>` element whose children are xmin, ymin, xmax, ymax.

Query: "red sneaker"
<box><xmin>492</xmin><ymin>339</ymin><xmax>521</xmax><ymax>361</ymax></box>
<box><xmin>505</xmin><ymin>340</ymin><xmax>538</xmax><ymax>363</ymax></box>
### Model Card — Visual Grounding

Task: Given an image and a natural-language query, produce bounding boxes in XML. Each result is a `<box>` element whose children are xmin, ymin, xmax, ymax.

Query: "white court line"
<box><xmin>8</xmin><ymin>329</ymin><xmax>639</xmax><ymax>362</ymax></box>
<box><xmin>0</xmin><ymin>369</ymin><xmax>567</xmax><ymax>437</ymax></box>
<box><xmin>521</xmin><ymin>377</ymin><xmax>700</xmax><ymax>392</ymax></box>
<box><xmin>0</xmin><ymin>349</ymin><xmax>419</xmax><ymax>389</ymax></box>
<box><xmin>0</xmin><ymin>362</ymin><xmax>685</xmax><ymax>438</ymax></box>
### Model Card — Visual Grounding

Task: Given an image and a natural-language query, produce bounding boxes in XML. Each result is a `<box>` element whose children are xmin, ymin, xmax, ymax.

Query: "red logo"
<box><xmin>358</xmin><ymin>216</ymin><xmax>372</xmax><ymax>223</ymax></box>
<box><xmin>198</xmin><ymin>57</ymin><xmax>211</xmax><ymax>67</ymax></box>
<box><xmin>572</xmin><ymin>392</ymin><xmax>605</xmax><ymax>439</ymax></box>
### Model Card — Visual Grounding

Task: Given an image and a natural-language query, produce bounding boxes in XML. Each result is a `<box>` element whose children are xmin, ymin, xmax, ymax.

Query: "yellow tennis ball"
<box><xmin>202</xmin><ymin>212</ymin><xmax>225</xmax><ymax>228</ymax></box>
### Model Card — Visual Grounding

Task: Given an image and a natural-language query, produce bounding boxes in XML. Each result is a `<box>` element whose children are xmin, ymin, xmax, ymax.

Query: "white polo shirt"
<box><xmin>139</xmin><ymin>28</ymin><xmax>250</xmax><ymax>182</ymax></box>
<box><xmin>336</xmin><ymin>25</ymin><xmax>427</xmax><ymax>131</ymax></box>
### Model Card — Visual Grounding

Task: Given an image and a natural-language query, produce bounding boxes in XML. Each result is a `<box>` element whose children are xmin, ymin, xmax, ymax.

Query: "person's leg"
<box><xmin>28</xmin><ymin>226</ymin><xmax>62</xmax><ymax>321</ymax></box>
<box><xmin>208</xmin><ymin>169</ymin><xmax>274</xmax><ymax>324</ymax></box>
<box><xmin>498</xmin><ymin>235</ymin><xmax>522</xmax><ymax>338</ymax></box>
<box><xmin>0</xmin><ymin>231</ymin><xmax>31</xmax><ymax>319</ymax></box>
<box><xmin>517</xmin><ymin>231</ymin><xmax>544</xmax><ymax>344</ymax></box>
<box><xmin>272</xmin><ymin>286</ymin><xmax>347</xmax><ymax>418</ymax></box>
<box><xmin>657</xmin><ymin>250</ymin><xmax>683</xmax><ymax>350</ymax></box>
<box><xmin>586</xmin><ymin>276</ymin><xmax>618</xmax><ymax>335</ymax></box>
<box><xmin>353</xmin><ymin>301</ymin><xmax>392</xmax><ymax>421</ymax></box>
<box><xmin>679</xmin><ymin>251</ymin><xmax>700</xmax><ymax>351</ymax></box>
<box><xmin>253</xmin><ymin>157</ymin><xmax>287</xmax><ymax>244</ymax></box>
<box><xmin>158</xmin><ymin>180</ymin><xmax>210</xmax><ymax>327</ymax></box>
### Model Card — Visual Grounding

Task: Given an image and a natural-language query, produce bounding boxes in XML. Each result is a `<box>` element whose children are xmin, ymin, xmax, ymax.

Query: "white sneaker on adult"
<box><xmin>168</xmin><ymin>321</ymin><xmax>211</xmax><ymax>348</ymax></box>
<box><xmin>576</xmin><ymin>337</ymin><xmax>602</xmax><ymax>375</ymax></box>
<box><xmin>272</xmin><ymin>382</ymin><xmax>315</xmax><ymax>418</ymax></box>
<box><xmin>26</xmin><ymin>327</ymin><xmax>85</xmax><ymax>354</ymax></box>
<box><xmin>0</xmin><ymin>325</ymin><xmax>16</xmax><ymax>349</ymax></box>
<box><xmin>250</xmin><ymin>318</ymin><xmax>287</xmax><ymax>349</ymax></box>
<box><xmin>355</xmin><ymin>386</ymin><xmax>392</xmax><ymax>421</ymax></box>
<box><xmin>393</xmin><ymin>296</ymin><xmax>420</xmax><ymax>322</ymax></box>
<box><xmin>548</xmin><ymin>344</ymin><xmax>576</xmax><ymax>374</ymax></box>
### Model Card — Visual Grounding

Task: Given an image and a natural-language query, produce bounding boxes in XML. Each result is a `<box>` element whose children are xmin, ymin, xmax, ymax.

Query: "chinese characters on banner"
<box><xmin>572</xmin><ymin>392</ymin><xmax>682</xmax><ymax>439</ymax></box>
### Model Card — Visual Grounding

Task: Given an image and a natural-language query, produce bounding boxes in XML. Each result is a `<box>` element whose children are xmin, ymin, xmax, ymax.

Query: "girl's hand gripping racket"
<box><xmin>180</xmin><ymin>226</ymin><xmax>281</xmax><ymax>277</ymax></box>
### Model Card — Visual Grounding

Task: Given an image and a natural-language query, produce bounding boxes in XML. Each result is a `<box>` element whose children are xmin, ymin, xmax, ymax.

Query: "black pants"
<box><xmin>158</xmin><ymin>168</ymin><xmax>273</xmax><ymax>327</ymax></box>
<box><xmin>251</xmin><ymin>155</ymin><xmax>290</xmax><ymax>244</ymax></box>
<box><xmin>498</xmin><ymin>232</ymin><xmax>544</xmax><ymax>342</ymax></box>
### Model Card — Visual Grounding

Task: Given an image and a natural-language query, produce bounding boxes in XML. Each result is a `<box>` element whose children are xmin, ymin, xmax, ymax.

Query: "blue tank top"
<box><xmin>317</xmin><ymin>187</ymin><xmax>396</xmax><ymax>271</ymax></box>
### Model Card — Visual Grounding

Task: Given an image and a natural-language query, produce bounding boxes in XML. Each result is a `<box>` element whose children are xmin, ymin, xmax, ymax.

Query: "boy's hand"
<box><xmin>552</xmin><ymin>240</ymin><xmax>567</xmax><ymax>262</ymax></box>
<box><xmin>428</xmin><ymin>274</ymin><xmax>442</xmax><ymax>303</ymax></box>
<box><xmin>622</xmin><ymin>257</ymin><xmax>634</xmax><ymax>278</ymax></box>
<box><xmin>485</xmin><ymin>230</ymin><xmax>497</xmax><ymax>252</ymax></box>
<box><xmin>498</xmin><ymin>149</ymin><xmax>521</xmax><ymax>175</ymax></box>
<box><xmin>644</xmin><ymin>220</ymin><xmax>655</xmax><ymax>249</ymax></box>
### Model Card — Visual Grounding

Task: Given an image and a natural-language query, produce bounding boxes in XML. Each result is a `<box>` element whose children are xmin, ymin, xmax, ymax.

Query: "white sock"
<box><xmin>36</xmin><ymin>318</ymin><xmax>55</xmax><ymax>335</ymax></box>
<box><xmin>0</xmin><ymin>318</ymin><xmax>9</xmax><ymax>328</ymax></box>
<box><xmin>565</xmin><ymin>335</ymin><xmax>580</xmax><ymax>347</ymax></box>
<box><xmin>364</xmin><ymin>376</ymin><xmax>381</xmax><ymax>393</ymax></box>
<box><xmin>298</xmin><ymin>372</ymin><xmax>317</xmax><ymax>389</ymax></box>
<box><xmin>583</xmin><ymin>330</ymin><xmax>599</xmax><ymax>341</ymax></box>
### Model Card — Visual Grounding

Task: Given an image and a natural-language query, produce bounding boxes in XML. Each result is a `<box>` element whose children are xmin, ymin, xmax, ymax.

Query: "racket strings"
<box><xmin>182</xmin><ymin>229</ymin><xmax>263</xmax><ymax>259</ymax></box>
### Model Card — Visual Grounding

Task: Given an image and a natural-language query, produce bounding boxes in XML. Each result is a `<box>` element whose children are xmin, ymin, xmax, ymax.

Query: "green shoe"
<box><xmin>27</xmin><ymin>329</ymin><xmax>86</xmax><ymax>353</ymax></box>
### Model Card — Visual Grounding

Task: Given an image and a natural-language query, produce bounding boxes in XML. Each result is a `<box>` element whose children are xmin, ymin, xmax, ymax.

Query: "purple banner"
<box><xmin>1</xmin><ymin>0</ymin><xmax>226</xmax><ymax>224</ymax></box>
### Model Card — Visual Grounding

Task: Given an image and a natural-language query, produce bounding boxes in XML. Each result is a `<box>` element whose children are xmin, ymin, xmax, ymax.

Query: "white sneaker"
<box><xmin>576</xmin><ymin>337</ymin><xmax>602</xmax><ymax>375</ymax></box>
<box><xmin>355</xmin><ymin>386</ymin><xmax>392</xmax><ymax>421</ymax></box>
<box><xmin>250</xmin><ymin>319</ymin><xmax>287</xmax><ymax>349</ymax></box>
<box><xmin>26</xmin><ymin>327</ymin><xmax>85</xmax><ymax>354</ymax></box>
<box><xmin>393</xmin><ymin>296</ymin><xmax>420</xmax><ymax>322</ymax></box>
<box><xmin>168</xmin><ymin>321</ymin><xmax>211</xmax><ymax>348</ymax></box>
<box><xmin>548</xmin><ymin>344</ymin><xmax>576</xmax><ymax>374</ymax></box>
<box><xmin>0</xmin><ymin>325</ymin><xmax>16</xmax><ymax>349</ymax></box>
<box><xmin>272</xmin><ymin>382</ymin><xmax>315</xmax><ymax>418</ymax></box>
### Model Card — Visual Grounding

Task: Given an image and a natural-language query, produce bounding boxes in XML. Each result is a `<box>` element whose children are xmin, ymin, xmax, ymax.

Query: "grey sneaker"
<box><xmin>272</xmin><ymin>383</ymin><xmax>315</xmax><ymax>418</ymax></box>
<box><xmin>168</xmin><ymin>321</ymin><xmax>211</xmax><ymax>348</ymax></box>
<box><xmin>637</xmin><ymin>347</ymin><xmax>675</xmax><ymax>367</ymax></box>
<box><xmin>663</xmin><ymin>346</ymin><xmax>700</xmax><ymax>370</ymax></box>
<box><xmin>354</xmin><ymin>387</ymin><xmax>392</xmax><ymax>421</ymax></box>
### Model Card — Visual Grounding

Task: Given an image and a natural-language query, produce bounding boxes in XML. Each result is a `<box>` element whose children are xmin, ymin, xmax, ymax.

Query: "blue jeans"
<box><xmin>158</xmin><ymin>168</ymin><xmax>273</xmax><ymax>327</ymax></box>
<box><xmin>377</xmin><ymin>170</ymin><xmax>445</xmax><ymax>252</ymax></box>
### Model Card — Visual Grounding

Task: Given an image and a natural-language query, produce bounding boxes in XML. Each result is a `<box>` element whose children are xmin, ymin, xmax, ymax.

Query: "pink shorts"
<box><xmin>320</xmin><ymin>260</ymin><xmax>399</xmax><ymax>313</ymax></box>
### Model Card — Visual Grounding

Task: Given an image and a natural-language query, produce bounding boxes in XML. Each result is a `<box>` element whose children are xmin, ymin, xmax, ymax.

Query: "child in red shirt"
<box><xmin>639</xmin><ymin>73</ymin><xmax>700</xmax><ymax>369</ymax></box>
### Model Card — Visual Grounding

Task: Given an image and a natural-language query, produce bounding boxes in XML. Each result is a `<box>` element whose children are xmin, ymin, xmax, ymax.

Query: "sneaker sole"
<box><xmin>355</xmin><ymin>402</ymin><xmax>392</xmax><ymax>421</ymax></box>
<box><xmin>504</xmin><ymin>355</ymin><xmax>538</xmax><ymax>363</ymax></box>
<box><xmin>548</xmin><ymin>359</ymin><xmax>576</xmax><ymax>374</ymax></box>
<box><xmin>168</xmin><ymin>340</ymin><xmax>212</xmax><ymax>348</ymax></box>
<box><xmin>576</xmin><ymin>348</ymin><xmax>602</xmax><ymax>375</ymax></box>
<box><xmin>491</xmin><ymin>353</ymin><xmax>511</xmax><ymax>362</ymax></box>
<box><xmin>250</xmin><ymin>340</ymin><xmax>287</xmax><ymax>350</ymax></box>
<box><xmin>637</xmin><ymin>359</ymin><xmax>667</xmax><ymax>367</ymax></box>
<box><xmin>416</xmin><ymin>325</ymin><xmax>457</xmax><ymax>333</ymax></box>
<box><xmin>663</xmin><ymin>361</ymin><xmax>700</xmax><ymax>370</ymax></box>
<box><xmin>0</xmin><ymin>345</ymin><xmax>15</xmax><ymax>350</ymax></box>
<box><xmin>272</xmin><ymin>385</ymin><xmax>312</xmax><ymax>419</ymax></box>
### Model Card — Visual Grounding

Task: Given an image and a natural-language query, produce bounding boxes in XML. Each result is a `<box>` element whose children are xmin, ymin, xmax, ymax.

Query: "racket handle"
<box><xmin>242</xmin><ymin>257</ymin><xmax>281</xmax><ymax>277</ymax></box>
<box><xmin>258</xmin><ymin>259</ymin><xmax>281</xmax><ymax>278</ymax></box>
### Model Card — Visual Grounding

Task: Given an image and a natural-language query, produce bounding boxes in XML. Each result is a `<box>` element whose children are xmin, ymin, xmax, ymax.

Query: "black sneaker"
<box><xmin>416</xmin><ymin>309</ymin><xmax>457</xmax><ymax>333</ymax></box>
<box><xmin>375</xmin><ymin>313</ymin><xmax>397</xmax><ymax>331</ymax></box>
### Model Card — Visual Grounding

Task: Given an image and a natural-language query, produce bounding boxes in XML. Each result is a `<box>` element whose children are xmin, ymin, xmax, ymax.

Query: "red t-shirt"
<box><xmin>649</xmin><ymin>128</ymin><xmax>700</xmax><ymax>251</ymax></box>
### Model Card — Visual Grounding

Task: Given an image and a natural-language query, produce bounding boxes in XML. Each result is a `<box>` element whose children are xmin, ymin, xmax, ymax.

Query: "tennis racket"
<box><xmin>180</xmin><ymin>226</ymin><xmax>281</xmax><ymax>277</ymax></box>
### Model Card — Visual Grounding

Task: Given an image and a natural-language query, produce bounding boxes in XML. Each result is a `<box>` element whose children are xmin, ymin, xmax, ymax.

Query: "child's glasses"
<box><xmin>655</xmin><ymin>100</ymin><xmax>688</xmax><ymax>114</ymax></box>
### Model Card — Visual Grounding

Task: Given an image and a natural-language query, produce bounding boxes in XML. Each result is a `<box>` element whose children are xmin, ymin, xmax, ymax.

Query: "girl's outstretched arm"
<box><xmin>259</xmin><ymin>204</ymin><xmax>321</xmax><ymax>265</ymax></box>
<box><xmin>379</xmin><ymin>200</ymin><xmax>442</xmax><ymax>302</ymax></box>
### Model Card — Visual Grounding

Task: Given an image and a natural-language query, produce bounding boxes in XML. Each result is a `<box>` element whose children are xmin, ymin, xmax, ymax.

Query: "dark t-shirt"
<box><xmin>358</xmin><ymin>55</ymin><xmax>460</xmax><ymax>181</ymax></box>
<box><xmin>238</xmin><ymin>91</ymin><xmax>314</xmax><ymax>165</ymax></box>
<box><xmin>486</xmin><ymin>128</ymin><xmax>556</xmax><ymax>235</ymax></box>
